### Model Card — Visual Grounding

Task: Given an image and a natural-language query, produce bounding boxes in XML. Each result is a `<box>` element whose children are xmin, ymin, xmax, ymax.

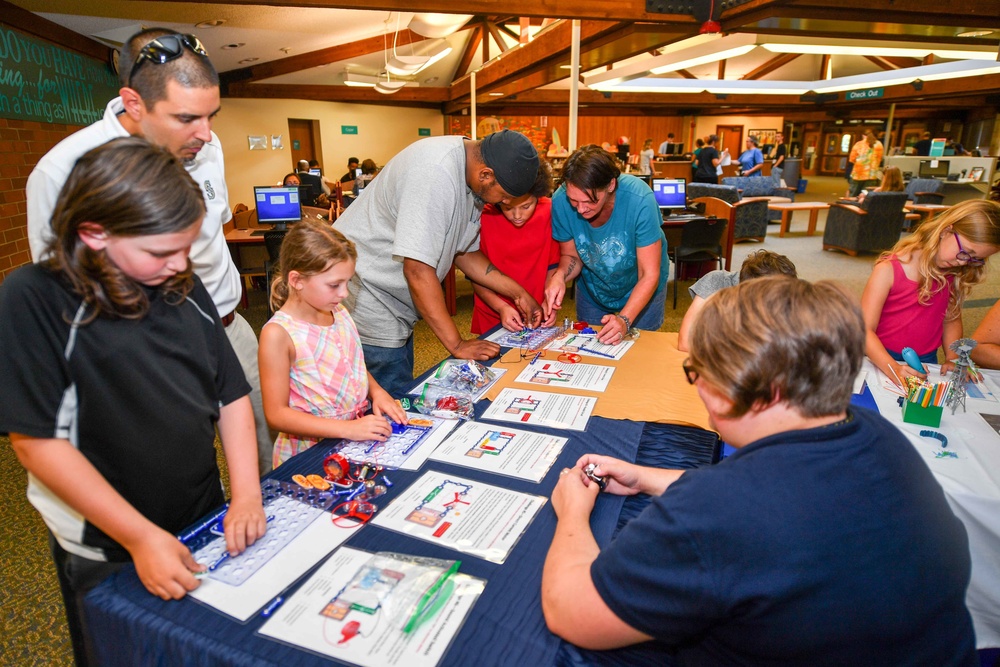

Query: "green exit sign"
<box><xmin>418</xmin><ymin>128</ymin><xmax>431</xmax><ymax>136</ymax></box>
<box><xmin>341</xmin><ymin>125</ymin><xmax>358</xmax><ymax>135</ymax></box>
<box><xmin>846</xmin><ymin>88</ymin><xmax>884</xmax><ymax>101</ymax></box>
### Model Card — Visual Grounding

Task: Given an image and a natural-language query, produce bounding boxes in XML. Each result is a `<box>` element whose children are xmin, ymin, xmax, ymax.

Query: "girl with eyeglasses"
<box><xmin>861</xmin><ymin>199</ymin><xmax>1000</xmax><ymax>386</ymax></box>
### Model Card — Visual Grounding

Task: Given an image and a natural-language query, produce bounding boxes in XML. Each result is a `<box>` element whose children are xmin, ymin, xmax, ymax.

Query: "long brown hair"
<box><xmin>270</xmin><ymin>219</ymin><xmax>357</xmax><ymax>312</ymax></box>
<box><xmin>44</xmin><ymin>136</ymin><xmax>204</xmax><ymax>321</ymax></box>
<box><xmin>879</xmin><ymin>199</ymin><xmax>1000</xmax><ymax>317</ymax></box>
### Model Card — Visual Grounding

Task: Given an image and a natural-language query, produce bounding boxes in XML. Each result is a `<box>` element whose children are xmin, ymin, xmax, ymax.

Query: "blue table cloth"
<box><xmin>85</xmin><ymin>370</ymin><xmax>718</xmax><ymax>666</ymax></box>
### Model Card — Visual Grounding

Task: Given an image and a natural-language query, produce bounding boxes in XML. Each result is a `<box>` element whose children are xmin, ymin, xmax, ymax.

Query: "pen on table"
<box><xmin>581</xmin><ymin>346</ymin><xmax>616</xmax><ymax>360</ymax></box>
<box><xmin>178</xmin><ymin>503</ymin><xmax>229</xmax><ymax>544</ymax></box>
<box><xmin>404</xmin><ymin>561</ymin><xmax>461</xmax><ymax>634</ymax></box>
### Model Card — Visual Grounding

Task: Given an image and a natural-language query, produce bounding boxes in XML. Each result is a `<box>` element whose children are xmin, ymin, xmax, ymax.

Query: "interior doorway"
<box><xmin>715</xmin><ymin>125</ymin><xmax>743</xmax><ymax>160</ymax></box>
<box><xmin>288</xmin><ymin>118</ymin><xmax>324</xmax><ymax>172</ymax></box>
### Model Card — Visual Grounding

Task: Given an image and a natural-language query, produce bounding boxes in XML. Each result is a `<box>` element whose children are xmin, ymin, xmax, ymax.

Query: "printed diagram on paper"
<box><xmin>430</xmin><ymin>421</ymin><xmax>567</xmax><ymax>482</ymax></box>
<box><xmin>371</xmin><ymin>470</ymin><xmax>546</xmax><ymax>563</ymax></box>
<box><xmin>480</xmin><ymin>388</ymin><xmax>596</xmax><ymax>431</ymax></box>
<box><xmin>515</xmin><ymin>360</ymin><xmax>615</xmax><ymax>392</ymax></box>
<box><xmin>188</xmin><ymin>479</ymin><xmax>359</xmax><ymax>621</ymax></box>
<box><xmin>545</xmin><ymin>332</ymin><xmax>633</xmax><ymax>360</ymax></box>
<box><xmin>258</xmin><ymin>547</ymin><xmax>485</xmax><ymax>667</ymax></box>
<box><xmin>484</xmin><ymin>326</ymin><xmax>563</xmax><ymax>349</ymax></box>
<box><xmin>331</xmin><ymin>413</ymin><xmax>457</xmax><ymax>470</ymax></box>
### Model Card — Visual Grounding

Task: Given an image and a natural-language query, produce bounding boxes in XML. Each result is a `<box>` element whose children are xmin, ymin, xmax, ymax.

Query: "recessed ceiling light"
<box><xmin>424</xmin><ymin>76</ymin><xmax>439</xmax><ymax>84</ymax></box>
<box><xmin>195</xmin><ymin>20</ymin><xmax>225</xmax><ymax>29</ymax></box>
<box><xmin>956</xmin><ymin>29</ymin><xmax>993</xmax><ymax>38</ymax></box>
<box><xmin>488</xmin><ymin>92</ymin><xmax>504</xmax><ymax>96</ymax></box>
<box><xmin>238</xmin><ymin>57</ymin><xmax>259</xmax><ymax>64</ymax></box>
<box><xmin>220</xmin><ymin>43</ymin><xmax>245</xmax><ymax>50</ymax></box>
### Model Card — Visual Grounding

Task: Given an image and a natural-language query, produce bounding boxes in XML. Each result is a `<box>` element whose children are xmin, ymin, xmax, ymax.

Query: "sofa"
<box><xmin>721</xmin><ymin>174</ymin><xmax>797</xmax><ymax>221</ymax></box>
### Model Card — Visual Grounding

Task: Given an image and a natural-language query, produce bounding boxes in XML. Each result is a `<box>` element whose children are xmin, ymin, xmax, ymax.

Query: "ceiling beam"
<box><xmin>720</xmin><ymin>0</ymin><xmax>1000</xmax><ymax>28</ymax></box>
<box><xmin>741</xmin><ymin>53</ymin><xmax>800</xmax><ymax>80</ymax></box>
<box><xmin>463</xmin><ymin>23</ymin><xmax>689</xmax><ymax>103</ymax></box>
<box><xmin>225</xmin><ymin>82</ymin><xmax>448</xmax><ymax>107</ymax></box>
<box><xmin>141</xmin><ymin>0</ymin><xmax>701</xmax><ymax>23</ymax></box>
<box><xmin>453</xmin><ymin>25</ymin><xmax>483</xmax><ymax>81</ymax></box>
<box><xmin>485</xmin><ymin>21</ymin><xmax>510</xmax><ymax>54</ymax></box>
<box><xmin>220</xmin><ymin>29</ymin><xmax>424</xmax><ymax>88</ymax></box>
<box><xmin>447</xmin><ymin>20</ymin><xmax>627</xmax><ymax>105</ymax></box>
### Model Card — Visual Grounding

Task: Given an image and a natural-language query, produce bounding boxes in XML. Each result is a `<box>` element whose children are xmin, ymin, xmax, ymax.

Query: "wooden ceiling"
<box><xmin>6</xmin><ymin>0</ymin><xmax>1000</xmax><ymax>119</ymax></box>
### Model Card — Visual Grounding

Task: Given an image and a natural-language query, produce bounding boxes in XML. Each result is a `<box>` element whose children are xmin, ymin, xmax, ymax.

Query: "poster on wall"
<box><xmin>0</xmin><ymin>26</ymin><xmax>120</xmax><ymax>125</ymax></box>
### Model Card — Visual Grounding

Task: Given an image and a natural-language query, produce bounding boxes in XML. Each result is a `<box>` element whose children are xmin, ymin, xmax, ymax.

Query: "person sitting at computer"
<box><xmin>657</xmin><ymin>134</ymin><xmax>676</xmax><ymax>156</ymax></box>
<box><xmin>546</xmin><ymin>145</ymin><xmax>668</xmax><ymax>344</ymax></box>
<box><xmin>282</xmin><ymin>173</ymin><xmax>300</xmax><ymax>187</ymax></box>
<box><xmin>295</xmin><ymin>159</ymin><xmax>324</xmax><ymax>207</ymax></box>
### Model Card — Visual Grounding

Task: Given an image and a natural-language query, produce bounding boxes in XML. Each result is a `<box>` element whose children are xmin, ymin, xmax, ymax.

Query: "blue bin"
<box><xmin>796</xmin><ymin>179</ymin><xmax>808</xmax><ymax>193</ymax></box>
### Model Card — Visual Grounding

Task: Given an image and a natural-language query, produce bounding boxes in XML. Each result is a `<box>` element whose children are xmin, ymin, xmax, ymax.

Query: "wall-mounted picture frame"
<box><xmin>749</xmin><ymin>128</ymin><xmax>776</xmax><ymax>147</ymax></box>
<box><xmin>969</xmin><ymin>166</ymin><xmax>985</xmax><ymax>182</ymax></box>
<box><xmin>248</xmin><ymin>135</ymin><xmax>267</xmax><ymax>151</ymax></box>
<box><xmin>271</xmin><ymin>134</ymin><xmax>284</xmax><ymax>150</ymax></box>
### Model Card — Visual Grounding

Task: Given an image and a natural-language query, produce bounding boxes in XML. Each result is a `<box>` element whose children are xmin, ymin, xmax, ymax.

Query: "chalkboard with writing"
<box><xmin>0</xmin><ymin>25</ymin><xmax>119</xmax><ymax>125</ymax></box>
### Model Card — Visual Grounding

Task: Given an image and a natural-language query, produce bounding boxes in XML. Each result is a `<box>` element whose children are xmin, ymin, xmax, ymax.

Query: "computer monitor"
<box><xmin>651</xmin><ymin>177</ymin><xmax>687</xmax><ymax>213</ymax></box>
<box><xmin>254</xmin><ymin>185</ymin><xmax>302</xmax><ymax>229</ymax></box>
<box><xmin>918</xmin><ymin>159</ymin><xmax>950</xmax><ymax>179</ymax></box>
<box><xmin>308</xmin><ymin>168</ymin><xmax>322</xmax><ymax>177</ymax></box>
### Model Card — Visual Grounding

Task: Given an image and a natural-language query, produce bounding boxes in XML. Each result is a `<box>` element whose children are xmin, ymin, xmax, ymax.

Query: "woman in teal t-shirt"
<box><xmin>546</xmin><ymin>145</ymin><xmax>668</xmax><ymax>345</ymax></box>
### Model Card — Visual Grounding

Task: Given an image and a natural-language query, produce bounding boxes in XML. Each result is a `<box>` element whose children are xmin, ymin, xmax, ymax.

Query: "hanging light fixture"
<box><xmin>407</xmin><ymin>13</ymin><xmax>471</xmax><ymax>38</ymax></box>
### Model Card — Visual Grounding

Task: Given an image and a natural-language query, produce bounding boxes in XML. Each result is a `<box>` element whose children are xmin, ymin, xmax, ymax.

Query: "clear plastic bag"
<box><xmin>321</xmin><ymin>552</ymin><xmax>460</xmax><ymax>634</ymax></box>
<box><xmin>426</xmin><ymin>359</ymin><xmax>496</xmax><ymax>393</ymax></box>
<box><xmin>412</xmin><ymin>384</ymin><xmax>474</xmax><ymax>420</ymax></box>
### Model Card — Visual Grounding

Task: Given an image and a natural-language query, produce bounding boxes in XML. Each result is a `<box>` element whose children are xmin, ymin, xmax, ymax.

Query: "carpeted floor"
<box><xmin>3</xmin><ymin>176</ymin><xmax>998</xmax><ymax>664</ymax></box>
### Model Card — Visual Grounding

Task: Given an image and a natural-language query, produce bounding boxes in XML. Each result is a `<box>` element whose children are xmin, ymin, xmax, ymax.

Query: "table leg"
<box><xmin>779</xmin><ymin>210</ymin><xmax>793</xmax><ymax>237</ymax></box>
<box><xmin>807</xmin><ymin>209</ymin><xmax>819</xmax><ymax>236</ymax></box>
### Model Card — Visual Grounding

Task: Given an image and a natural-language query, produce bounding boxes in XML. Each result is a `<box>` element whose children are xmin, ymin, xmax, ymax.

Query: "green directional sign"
<box><xmin>846</xmin><ymin>88</ymin><xmax>884</xmax><ymax>101</ymax></box>
<box><xmin>418</xmin><ymin>128</ymin><xmax>431</xmax><ymax>136</ymax></box>
<box><xmin>341</xmin><ymin>125</ymin><xmax>358</xmax><ymax>135</ymax></box>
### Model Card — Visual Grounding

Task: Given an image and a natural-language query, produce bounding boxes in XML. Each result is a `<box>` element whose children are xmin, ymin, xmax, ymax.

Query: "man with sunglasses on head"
<box><xmin>543</xmin><ymin>276</ymin><xmax>975</xmax><ymax>665</ymax></box>
<box><xmin>27</xmin><ymin>28</ymin><xmax>275</xmax><ymax>478</ymax></box>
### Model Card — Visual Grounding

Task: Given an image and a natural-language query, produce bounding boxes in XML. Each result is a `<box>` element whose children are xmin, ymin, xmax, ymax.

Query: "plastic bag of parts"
<box><xmin>322</xmin><ymin>552</ymin><xmax>460</xmax><ymax>634</ymax></box>
<box><xmin>426</xmin><ymin>359</ymin><xmax>496</xmax><ymax>394</ymax></box>
<box><xmin>412</xmin><ymin>384</ymin><xmax>474</xmax><ymax>420</ymax></box>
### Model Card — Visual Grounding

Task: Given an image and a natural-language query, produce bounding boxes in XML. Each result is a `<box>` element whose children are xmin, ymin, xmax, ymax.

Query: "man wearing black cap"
<box><xmin>336</xmin><ymin>130</ymin><xmax>545</xmax><ymax>396</ymax></box>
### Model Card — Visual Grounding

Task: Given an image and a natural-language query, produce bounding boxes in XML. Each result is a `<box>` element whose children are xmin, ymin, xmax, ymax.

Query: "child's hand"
<box><xmin>939</xmin><ymin>360</ymin><xmax>956</xmax><ymax>377</ymax></box>
<box><xmin>371</xmin><ymin>391</ymin><xmax>408</xmax><ymax>425</ymax></box>
<box><xmin>499</xmin><ymin>304</ymin><xmax>525</xmax><ymax>331</ymax></box>
<box><xmin>343</xmin><ymin>414</ymin><xmax>393</xmax><ymax>442</ymax></box>
<box><xmin>129</xmin><ymin>526</ymin><xmax>203</xmax><ymax>600</ymax></box>
<box><xmin>895</xmin><ymin>361</ymin><xmax>927</xmax><ymax>386</ymax></box>
<box><xmin>223</xmin><ymin>496</ymin><xmax>267</xmax><ymax>556</ymax></box>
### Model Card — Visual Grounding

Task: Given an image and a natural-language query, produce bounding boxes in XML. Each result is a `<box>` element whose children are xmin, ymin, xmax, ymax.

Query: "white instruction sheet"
<box><xmin>258</xmin><ymin>547</ymin><xmax>484</xmax><ymax>667</ymax></box>
<box><xmin>514</xmin><ymin>359</ymin><xmax>614</xmax><ymax>392</ymax></box>
<box><xmin>480</xmin><ymin>387</ymin><xmax>596</xmax><ymax>431</ymax></box>
<box><xmin>370</xmin><ymin>470</ymin><xmax>546</xmax><ymax>563</ymax></box>
<box><xmin>430</xmin><ymin>421</ymin><xmax>567</xmax><ymax>482</ymax></box>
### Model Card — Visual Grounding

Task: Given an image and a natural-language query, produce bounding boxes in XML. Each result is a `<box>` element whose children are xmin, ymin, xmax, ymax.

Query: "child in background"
<box><xmin>862</xmin><ymin>199</ymin><xmax>1000</xmax><ymax>386</ymax></box>
<box><xmin>259</xmin><ymin>219</ymin><xmax>407</xmax><ymax>468</ymax></box>
<box><xmin>471</xmin><ymin>161</ymin><xmax>560</xmax><ymax>334</ymax></box>
<box><xmin>0</xmin><ymin>138</ymin><xmax>266</xmax><ymax>666</ymax></box>
<box><xmin>677</xmin><ymin>250</ymin><xmax>797</xmax><ymax>351</ymax></box>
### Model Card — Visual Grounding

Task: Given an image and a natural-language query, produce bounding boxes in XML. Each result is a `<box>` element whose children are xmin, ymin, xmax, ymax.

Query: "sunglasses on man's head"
<box><xmin>127</xmin><ymin>34</ymin><xmax>208</xmax><ymax>89</ymax></box>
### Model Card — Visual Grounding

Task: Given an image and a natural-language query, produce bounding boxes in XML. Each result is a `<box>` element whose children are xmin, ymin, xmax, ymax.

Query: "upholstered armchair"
<box><xmin>904</xmin><ymin>178</ymin><xmax>945</xmax><ymax>204</ymax></box>
<box><xmin>687</xmin><ymin>183</ymin><xmax>768</xmax><ymax>243</ymax></box>
<box><xmin>822</xmin><ymin>191</ymin><xmax>909</xmax><ymax>256</ymax></box>
<box><xmin>721</xmin><ymin>174</ymin><xmax>796</xmax><ymax>221</ymax></box>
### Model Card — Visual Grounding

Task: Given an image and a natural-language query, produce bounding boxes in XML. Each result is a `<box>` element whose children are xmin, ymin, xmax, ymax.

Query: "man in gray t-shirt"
<box><xmin>337</xmin><ymin>131</ymin><xmax>544</xmax><ymax>396</ymax></box>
